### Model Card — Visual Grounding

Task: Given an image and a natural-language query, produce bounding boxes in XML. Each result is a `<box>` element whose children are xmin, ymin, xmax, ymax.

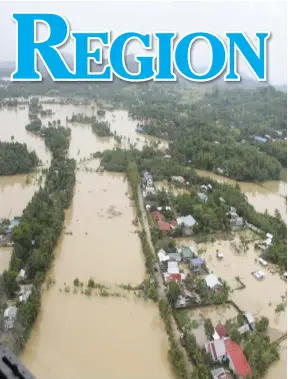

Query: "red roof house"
<box><xmin>164</xmin><ymin>273</ymin><xmax>182</xmax><ymax>284</ymax></box>
<box><xmin>224</xmin><ymin>339</ymin><xmax>252</xmax><ymax>378</ymax></box>
<box><xmin>151</xmin><ymin>211</ymin><xmax>165</xmax><ymax>221</ymax></box>
<box><xmin>157</xmin><ymin>220</ymin><xmax>172</xmax><ymax>232</ymax></box>
<box><xmin>216</xmin><ymin>323</ymin><xmax>229</xmax><ymax>338</ymax></box>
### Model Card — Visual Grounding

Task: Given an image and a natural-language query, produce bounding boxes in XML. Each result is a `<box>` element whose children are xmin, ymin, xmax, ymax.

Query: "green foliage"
<box><xmin>0</xmin><ymin>142</ymin><xmax>38</xmax><ymax>175</ymax></box>
<box><xmin>25</xmin><ymin>118</ymin><xmax>42</xmax><ymax>133</ymax></box>
<box><xmin>41</xmin><ymin>126</ymin><xmax>71</xmax><ymax>159</ymax></box>
<box><xmin>0</xmin><ymin>123</ymin><xmax>76</xmax><ymax>354</ymax></box>
<box><xmin>244</xmin><ymin>332</ymin><xmax>279</xmax><ymax>378</ymax></box>
<box><xmin>73</xmin><ymin>278</ymin><xmax>80</xmax><ymax>287</ymax></box>
<box><xmin>203</xmin><ymin>318</ymin><xmax>214</xmax><ymax>339</ymax></box>
<box><xmin>230</xmin><ymin>328</ymin><xmax>242</xmax><ymax>344</ymax></box>
<box><xmin>91</xmin><ymin>120</ymin><xmax>113</xmax><ymax>137</ymax></box>
<box><xmin>275</xmin><ymin>303</ymin><xmax>285</xmax><ymax>313</ymax></box>
<box><xmin>167</xmin><ymin>281</ymin><xmax>181</xmax><ymax>305</ymax></box>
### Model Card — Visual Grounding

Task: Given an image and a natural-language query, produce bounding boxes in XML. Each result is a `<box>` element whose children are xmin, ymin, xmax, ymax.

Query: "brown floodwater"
<box><xmin>179</xmin><ymin>233</ymin><xmax>287</xmax><ymax>379</ymax></box>
<box><xmin>196</xmin><ymin>169</ymin><xmax>287</xmax><ymax>222</ymax></box>
<box><xmin>0</xmin><ymin>104</ymin><xmax>174</xmax><ymax>379</ymax></box>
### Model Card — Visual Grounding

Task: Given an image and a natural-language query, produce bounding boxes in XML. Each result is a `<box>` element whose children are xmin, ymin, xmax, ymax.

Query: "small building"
<box><xmin>266</xmin><ymin>232</ymin><xmax>273</xmax><ymax>239</ymax></box>
<box><xmin>254</xmin><ymin>136</ymin><xmax>267</xmax><ymax>143</ymax></box>
<box><xmin>157</xmin><ymin>220</ymin><xmax>173</xmax><ymax>233</ymax></box>
<box><xmin>254</xmin><ymin>271</ymin><xmax>265</xmax><ymax>280</ymax></box>
<box><xmin>164</xmin><ymin>273</ymin><xmax>182</xmax><ymax>285</ymax></box>
<box><xmin>9</xmin><ymin>217</ymin><xmax>21</xmax><ymax>229</ymax></box>
<box><xmin>175</xmin><ymin>295</ymin><xmax>187</xmax><ymax>309</ymax></box>
<box><xmin>243</xmin><ymin>312</ymin><xmax>255</xmax><ymax>331</ymax></box>
<box><xmin>258</xmin><ymin>257</ymin><xmax>268</xmax><ymax>266</ymax></box>
<box><xmin>167</xmin><ymin>261</ymin><xmax>180</xmax><ymax>274</ymax></box>
<box><xmin>151</xmin><ymin>211</ymin><xmax>165</xmax><ymax>222</ymax></box>
<box><xmin>19</xmin><ymin>285</ymin><xmax>33</xmax><ymax>304</ymax></box>
<box><xmin>3</xmin><ymin>306</ymin><xmax>18</xmax><ymax>331</ymax></box>
<box><xmin>200</xmin><ymin>185</ymin><xmax>208</xmax><ymax>192</ymax></box>
<box><xmin>205</xmin><ymin>339</ymin><xmax>227</xmax><ymax>362</ymax></box>
<box><xmin>190</xmin><ymin>257</ymin><xmax>205</xmax><ymax>273</ymax></box>
<box><xmin>225</xmin><ymin>339</ymin><xmax>252</xmax><ymax>378</ymax></box>
<box><xmin>163</xmin><ymin>155</ymin><xmax>171</xmax><ymax>159</ymax></box>
<box><xmin>181</xmin><ymin>247</ymin><xmax>194</xmax><ymax>263</ymax></box>
<box><xmin>198</xmin><ymin>192</ymin><xmax>208</xmax><ymax>202</ymax></box>
<box><xmin>177</xmin><ymin>215</ymin><xmax>197</xmax><ymax>235</ymax></box>
<box><xmin>167</xmin><ymin>252</ymin><xmax>182</xmax><ymax>262</ymax></box>
<box><xmin>219</xmin><ymin>197</ymin><xmax>226</xmax><ymax>203</ymax></box>
<box><xmin>238</xmin><ymin>324</ymin><xmax>251</xmax><ymax>335</ymax></box>
<box><xmin>205</xmin><ymin>274</ymin><xmax>222</xmax><ymax>291</ymax></box>
<box><xmin>230</xmin><ymin>217</ymin><xmax>244</xmax><ymax>229</ymax></box>
<box><xmin>157</xmin><ymin>249</ymin><xmax>169</xmax><ymax>263</ymax></box>
<box><xmin>215</xmin><ymin>323</ymin><xmax>229</xmax><ymax>339</ymax></box>
<box><xmin>210</xmin><ymin>367</ymin><xmax>233</xmax><ymax>379</ymax></box>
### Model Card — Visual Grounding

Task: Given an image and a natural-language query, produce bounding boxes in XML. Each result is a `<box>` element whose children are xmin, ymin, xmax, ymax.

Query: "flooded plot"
<box><xmin>22</xmin><ymin>291</ymin><xmax>174</xmax><ymax>379</ymax></box>
<box><xmin>21</xmin><ymin>170</ymin><xmax>175</xmax><ymax>379</ymax></box>
<box><xmin>186</xmin><ymin>304</ymin><xmax>239</xmax><ymax>346</ymax></box>
<box><xmin>0</xmin><ymin>173</ymin><xmax>41</xmax><ymax>218</ymax></box>
<box><xmin>0</xmin><ymin>246</ymin><xmax>12</xmax><ymax>273</ymax></box>
<box><xmin>264</xmin><ymin>340</ymin><xmax>287</xmax><ymax>379</ymax></box>
<box><xmin>0</xmin><ymin>108</ymin><xmax>51</xmax><ymax>164</ymax></box>
<box><xmin>52</xmin><ymin>171</ymin><xmax>145</xmax><ymax>285</ymax></box>
<box><xmin>196</xmin><ymin>169</ymin><xmax>287</xmax><ymax>222</ymax></box>
<box><xmin>195</xmin><ymin>236</ymin><xmax>287</xmax><ymax>334</ymax></box>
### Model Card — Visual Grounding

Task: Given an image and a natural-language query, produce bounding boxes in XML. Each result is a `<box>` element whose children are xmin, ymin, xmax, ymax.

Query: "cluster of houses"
<box><xmin>2</xmin><ymin>269</ymin><xmax>33</xmax><ymax>331</ymax></box>
<box><xmin>205</xmin><ymin>314</ymin><xmax>254</xmax><ymax>378</ymax></box>
<box><xmin>142</xmin><ymin>171</ymin><xmax>156</xmax><ymax>198</ymax></box>
<box><xmin>198</xmin><ymin>183</ymin><xmax>213</xmax><ymax>203</ymax></box>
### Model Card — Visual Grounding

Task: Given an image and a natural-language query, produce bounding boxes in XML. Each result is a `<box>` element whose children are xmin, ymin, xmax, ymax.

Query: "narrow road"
<box><xmin>138</xmin><ymin>185</ymin><xmax>193</xmax><ymax>374</ymax></box>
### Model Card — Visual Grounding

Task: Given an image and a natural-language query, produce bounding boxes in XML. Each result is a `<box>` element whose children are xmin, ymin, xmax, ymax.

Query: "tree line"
<box><xmin>0</xmin><ymin>141</ymin><xmax>38</xmax><ymax>176</ymax></box>
<box><xmin>1</xmin><ymin>125</ymin><xmax>76</xmax><ymax>353</ymax></box>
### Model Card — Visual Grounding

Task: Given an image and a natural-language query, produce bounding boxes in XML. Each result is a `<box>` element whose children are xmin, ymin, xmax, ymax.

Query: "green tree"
<box><xmin>167</xmin><ymin>281</ymin><xmax>181</xmax><ymax>305</ymax></box>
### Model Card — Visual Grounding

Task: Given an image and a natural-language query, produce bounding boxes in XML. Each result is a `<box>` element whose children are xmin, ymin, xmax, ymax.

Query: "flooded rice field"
<box><xmin>0</xmin><ymin>102</ymin><xmax>286</xmax><ymax>379</ymax></box>
<box><xmin>0</xmin><ymin>103</ymin><xmax>175</xmax><ymax>379</ymax></box>
<box><xmin>196</xmin><ymin>169</ymin><xmax>287</xmax><ymax>222</ymax></box>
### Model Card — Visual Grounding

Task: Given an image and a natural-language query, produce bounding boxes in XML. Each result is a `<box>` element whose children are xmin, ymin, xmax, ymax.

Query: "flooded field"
<box><xmin>0</xmin><ymin>103</ymin><xmax>175</xmax><ymax>379</ymax></box>
<box><xmin>196</xmin><ymin>169</ymin><xmax>287</xmax><ymax>222</ymax></box>
<box><xmin>0</xmin><ymin>102</ymin><xmax>286</xmax><ymax>379</ymax></box>
<box><xmin>186</xmin><ymin>304</ymin><xmax>239</xmax><ymax>346</ymax></box>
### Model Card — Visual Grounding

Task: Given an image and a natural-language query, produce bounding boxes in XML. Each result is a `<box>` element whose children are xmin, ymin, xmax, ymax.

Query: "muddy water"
<box><xmin>179</xmin><ymin>233</ymin><xmax>287</xmax><ymax>378</ymax></box>
<box><xmin>0</xmin><ymin>104</ymin><xmax>174</xmax><ymax>378</ymax></box>
<box><xmin>196</xmin><ymin>169</ymin><xmax>287</xmax><ymax>222</ymax></box>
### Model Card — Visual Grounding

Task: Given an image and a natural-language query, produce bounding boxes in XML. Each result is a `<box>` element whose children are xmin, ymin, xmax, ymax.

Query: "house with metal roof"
<box><xmin>205</xmin><ymin>274</ymin><xmax>222</xmax><ymax>291</ymax></box>
<box><xmin>181</xmin><ymin>246</ymin><xmax>194</xmax><ymax>263</ymax></box>
<box><xmin>190</xmin><ymin>257</ymin><xmax>205</xmax><ymax>273</ymax></box>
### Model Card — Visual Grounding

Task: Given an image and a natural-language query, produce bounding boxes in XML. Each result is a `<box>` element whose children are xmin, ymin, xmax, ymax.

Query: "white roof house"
<box><xmin>205</xmin><ymin>274</ymin><xmax>222</xmax><ymax>290</ymax></box>
<box><xmin>177</xmin><ymin>215</ymin><xmax>197</xmax><ymax>228</ymax></box>
<box><xmin>167</xmin><ymin>261</ymin><xmax>180</xmax><ymax>274</ymax></box>
<box><xmin>19</xmin><ymin>269</ymin><xmax>26</xmax><ymax>278</ymax></box>
<box><xmin>4</xmin><ymin>306</ymin><xmax>17</xmax><ymax>319</ymax></box>
<box><xmin>254</xmin><ymin>271</ymin><xmax>265</xmax><ymax>280</ymax></box>
<box><xmin>266</xmin><ymin>233</ymin><xmax>273</xmax><ymax>239</ymax></box>
<box><xmin>157</xmin><ymin>249</ymin><xmax>169</xmax><ymax>263</ymax></box>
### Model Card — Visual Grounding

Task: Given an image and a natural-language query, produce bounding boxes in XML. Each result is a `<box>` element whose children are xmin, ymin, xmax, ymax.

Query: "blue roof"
<box><xmin>191</xmin><ymin>257</ymin><xmax>204</xmax><ymax>265</ymax></box>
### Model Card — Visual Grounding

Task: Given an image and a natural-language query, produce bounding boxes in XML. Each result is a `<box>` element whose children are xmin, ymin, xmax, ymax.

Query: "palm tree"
<box><xmin>11</xmin><ymin>135</ymin><xmax>14</xmax><ymax>143</ymax></box>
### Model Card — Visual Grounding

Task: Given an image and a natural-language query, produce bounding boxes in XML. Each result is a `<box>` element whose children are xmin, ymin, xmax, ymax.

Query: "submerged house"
<box><xmin>3</xmin><ymin>306</ymin><xmax>18</xmax><ymax>331</ymax></box>
<box><xmin>205</xmin><ymin>274</ymin><xmax>222</xmax><ymax>291</ymax></box>
<box><xmin>181</xmin><ymin>247</ymin><xmax>194</xmax><ymax>263</ymax></box>
<box><xmin>190</xmin><ymin>257</ymin><xmax>205</xmax><ymax>273</ymax></box>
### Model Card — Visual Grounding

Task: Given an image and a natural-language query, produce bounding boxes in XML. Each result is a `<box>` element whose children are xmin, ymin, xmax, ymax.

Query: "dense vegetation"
<box><xmin>91</xmin><ymin>120</ymin><xmax>113</xmax><ymax>137</ymax></box>
<box><xmin>100</xmin><ymin>147</ymin><xmax>287</xmax><ymax>270</ymax></box>
<box><xmin>0</xmin><ymin>141</ymin><xmax>38</xmax><ymax>175</ymax></box>
<box><xmin>1</xmin><ymin>125</ymin><xmax>76</xmax><ymax>353</ymax></box>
